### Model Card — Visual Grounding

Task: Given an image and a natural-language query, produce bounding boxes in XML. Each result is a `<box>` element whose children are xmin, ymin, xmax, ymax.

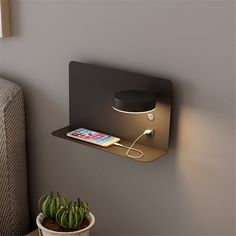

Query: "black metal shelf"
<box><xmin>52</xmin><ymin>125</ymin><xmax>167</xmax><ymax>162</ymax></box>
<box><xmin>52</xmin><ymin>62</ymin><xmax>172</xmax><ymax>162</ymax></box>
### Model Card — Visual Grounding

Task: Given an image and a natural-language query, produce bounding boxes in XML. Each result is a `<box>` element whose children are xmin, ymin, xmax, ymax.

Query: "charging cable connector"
<box><xmin>144</xmin><ymin>129</ymin><xmax>155</xmax><ymax>136</ymax></box>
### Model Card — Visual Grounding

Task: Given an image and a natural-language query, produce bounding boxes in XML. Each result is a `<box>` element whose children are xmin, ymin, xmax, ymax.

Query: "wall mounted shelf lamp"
<box><xmin>52</xmin><ymin>61</ymin><xmax>173</xmax><ymax>162</ymax></box>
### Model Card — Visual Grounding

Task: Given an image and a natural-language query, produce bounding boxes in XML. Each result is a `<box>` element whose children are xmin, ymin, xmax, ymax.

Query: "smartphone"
<box><xmin>66</xmin><ymin>128</ymin><xmax>120</xmax><ymax>147</ymax></box>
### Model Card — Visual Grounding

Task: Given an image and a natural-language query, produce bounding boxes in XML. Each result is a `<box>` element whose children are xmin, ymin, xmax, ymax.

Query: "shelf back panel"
<box><xmin>69</xmin><ymin>61</ymin><xmax>172</xmax><ymax>152</ymax></box>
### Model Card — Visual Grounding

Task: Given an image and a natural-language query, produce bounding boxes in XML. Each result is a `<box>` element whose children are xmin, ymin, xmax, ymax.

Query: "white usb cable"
<box><xmin>113</xmin><ymin>129</ymin><xmax>154</xmax><ymax>159</ymax></box>
<box><xmin>113</xmin><ymin>142</ymin><xmax>144</xmax><ymax>159</ymax></box>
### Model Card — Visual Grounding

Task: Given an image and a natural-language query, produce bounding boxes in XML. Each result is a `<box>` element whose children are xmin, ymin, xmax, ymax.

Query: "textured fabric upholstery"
<box><xmin>0</xmin><ymin>78</ymin><xmax>29</xmax><ymax>235</ymax></box>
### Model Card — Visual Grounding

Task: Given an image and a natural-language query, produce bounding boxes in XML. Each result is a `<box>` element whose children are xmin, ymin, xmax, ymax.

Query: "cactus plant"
<box><xmin>38</xmin><ymin>192</ymin><xmax>69</xmax><ymax>218</ymax></box>
<box><xmin>55</xmin><ymin>199</ymin><xmax>89</xmax><ymax>229</ymax></box>
<box><xmin>38</xmin><ymin>192</ymin><xmax>90</xmax><ymax>230</ymax></box>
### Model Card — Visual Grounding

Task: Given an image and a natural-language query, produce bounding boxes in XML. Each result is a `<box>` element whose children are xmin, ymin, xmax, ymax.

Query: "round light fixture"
<box><xmin>113</xmin><ymin>90</ymin><xmax>156</xmax><ymax>114</ymax></box>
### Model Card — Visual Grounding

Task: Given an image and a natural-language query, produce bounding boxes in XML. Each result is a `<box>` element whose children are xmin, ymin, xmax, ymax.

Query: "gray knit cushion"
<box><xmin>0</xmin><ymin>78</ymin><xmax>29</xmax><ymax>235</ymax></box>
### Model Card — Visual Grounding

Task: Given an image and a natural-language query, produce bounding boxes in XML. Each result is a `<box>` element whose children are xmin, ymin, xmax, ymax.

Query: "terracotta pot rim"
<box><xmin>36</xmin><ymin>212</ymin><xmax>95</xmax><ymax>235</ymax></box>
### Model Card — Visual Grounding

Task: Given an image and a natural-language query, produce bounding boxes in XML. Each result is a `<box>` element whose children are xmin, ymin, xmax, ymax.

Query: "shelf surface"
<box><xmin>26</xmin><ymin>230</ymin><xmax>38</xmax><ymax>236</ymax></box>
<box><xmin>52</xmin><ymin>126</ymin><xmax>167</xmax><ymax>162</ymax></box>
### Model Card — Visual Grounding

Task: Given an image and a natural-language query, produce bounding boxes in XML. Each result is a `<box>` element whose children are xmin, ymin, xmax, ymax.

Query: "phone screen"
<box><xmin>67</xmin><ymin>128</ymin><xmax>120</xmax><ymax>147</ymax></box>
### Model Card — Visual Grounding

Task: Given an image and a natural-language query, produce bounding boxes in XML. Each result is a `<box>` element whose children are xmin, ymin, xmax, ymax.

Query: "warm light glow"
<box><xmin>112</xmin><ymin>106</ymin><xmax>156</xmax><ymax>114</ymax></box>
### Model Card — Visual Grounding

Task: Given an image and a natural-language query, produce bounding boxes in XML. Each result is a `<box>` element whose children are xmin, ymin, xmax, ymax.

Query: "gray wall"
<box><xmin>0</xmin><ymin>0</ymin><xmax>235</xmax><ymax>235</ymax></box>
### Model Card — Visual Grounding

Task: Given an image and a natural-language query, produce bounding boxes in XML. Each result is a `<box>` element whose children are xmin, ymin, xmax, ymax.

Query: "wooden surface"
<box><xmin>26</xmin><ymin>230</ymin><xmax>39</xmax><ymax>236</ymax></box>
<box><xmin>0</xmin><ymin>0</ymin><xmax>11</xmax><ymax>37</ymax></box>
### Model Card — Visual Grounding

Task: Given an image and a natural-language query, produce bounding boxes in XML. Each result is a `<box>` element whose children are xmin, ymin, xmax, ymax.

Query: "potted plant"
<box><xmin>36</xmin><ymin>192</ymin><xmax>95</xmax><ymax>236</ymax></box>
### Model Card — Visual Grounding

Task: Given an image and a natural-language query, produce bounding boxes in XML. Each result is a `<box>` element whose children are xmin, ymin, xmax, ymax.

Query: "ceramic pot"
<box><xmin>36</xmin><ymin>213</ymin><xmax>95</xmax><ymax>236</ymax></box>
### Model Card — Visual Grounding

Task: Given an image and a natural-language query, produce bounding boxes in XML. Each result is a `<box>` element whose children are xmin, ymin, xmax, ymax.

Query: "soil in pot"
<box><xmin>42</xmin><ymin>217</ymin><xmax>90</xmax><ymax>232</ymax></box>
